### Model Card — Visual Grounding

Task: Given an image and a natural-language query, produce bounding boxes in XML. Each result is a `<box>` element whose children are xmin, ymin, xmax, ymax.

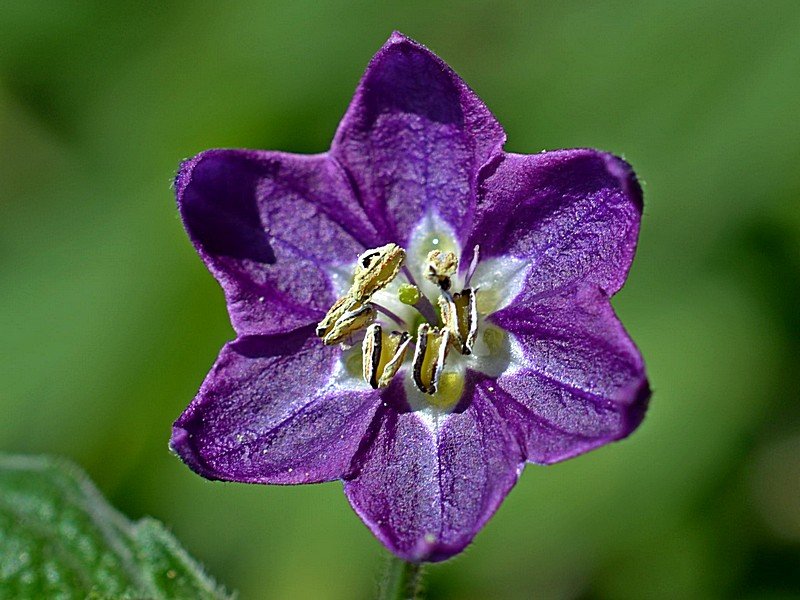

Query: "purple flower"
<box><xmin>170</xmin><ymin>32</ymin><xmax>649</xmax><ymax>562</ymax></box>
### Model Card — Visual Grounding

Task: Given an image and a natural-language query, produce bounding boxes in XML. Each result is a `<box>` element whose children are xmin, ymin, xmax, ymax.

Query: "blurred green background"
<box><xmin>2</xmin><ymin>1</ymin><xmax>799</xmax><ymax>598</ymax></box>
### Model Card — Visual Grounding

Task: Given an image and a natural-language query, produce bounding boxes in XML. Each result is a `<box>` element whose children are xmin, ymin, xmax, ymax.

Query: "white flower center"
<box><xmin>320</xmin><ymin>215</ymin><xmax>528</xmax><ymax>411</ymax></box>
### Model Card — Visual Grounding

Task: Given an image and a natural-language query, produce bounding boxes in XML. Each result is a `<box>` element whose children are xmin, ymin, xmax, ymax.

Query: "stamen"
<box><xmin>465</xmin><ymin>245</ymin><xmax>480</xmax><ymax>287</ymax></box>
<box><xmin>362</xmin><ymin>324</ymin><xmax>411</xmax><ymax>388</ymax></box>
<box><xmin>316</xmin><ymin>295</ymin><xmax>353</xmax><ymax>339</ymax></box>
<box><xmin>372</xmin><ymin>302</ymin><xmax>406</xmax><ymax>328</ymax></box>
<box><xmin>438</xmin><ymin>288</ymin><xmax>478</xmax><ymax>355</ymax></box>
<box><xmin>424</xmin><ymin>250</ymin><xmax>458</xmax><ymax>290</ymax></box>
<box><xmin>412</xmin><ymin>323</ymin><xmax>450</xmax><ymax>394</ymax></box>
<box><xmin>317</xmin><ymin>244</ymin><xmax>406</xmax><ymax>344</ymax></box>
<box><xmin>318</xmin><ymin>235</ymin><xmax>485</xmax><ymax>408</ymax></box>
<box><xmin>351</xmin><ymin>243</ymin><xmax>405</xmax><ymax>300</ymax></box>
<box><xmin>322</xmin><ymin>301</ymin><xmax>376</xmax><ymax>345</ymax></box>
<box><xmin>401</xmin><ymin>265</ymin><xmax>420</xmax><ymax>287</ymax></box>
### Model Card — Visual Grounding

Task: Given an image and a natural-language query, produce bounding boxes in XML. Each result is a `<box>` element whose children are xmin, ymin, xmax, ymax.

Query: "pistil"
<box><xmin>400</xmin><ymin>266</ymin><xmax>440</xmax><ymax>325</ymax></box>
<box><xmin>464</xmin><ymin>245</ymin><xmax>480</xmax><ymax>287</ymax></box>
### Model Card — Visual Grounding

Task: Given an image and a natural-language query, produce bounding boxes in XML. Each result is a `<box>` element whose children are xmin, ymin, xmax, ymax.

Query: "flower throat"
<box><xmin>316</xmin><ymin>243</ymin><xmax>479</xmax><ymax>396</ymax></box>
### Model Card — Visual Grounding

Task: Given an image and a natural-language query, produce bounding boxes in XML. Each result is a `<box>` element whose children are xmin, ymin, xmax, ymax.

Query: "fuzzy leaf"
<box><xmin>0</xmin><ymin>454</ymin><xmax>230</xmax><ymax>599</ymax></box>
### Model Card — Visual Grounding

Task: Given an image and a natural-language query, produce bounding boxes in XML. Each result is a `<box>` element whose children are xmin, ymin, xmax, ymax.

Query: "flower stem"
<box><xmin>378</xmin><ymin>554</ymin><xmax>426</xmax><ymax>600</ymax></box>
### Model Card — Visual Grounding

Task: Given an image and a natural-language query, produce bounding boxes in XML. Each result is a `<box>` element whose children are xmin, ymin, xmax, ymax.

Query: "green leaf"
<box><xmin>0</xmin><ymin>454</ymin><xmax>231</xmax><ymax>599</ymax></box>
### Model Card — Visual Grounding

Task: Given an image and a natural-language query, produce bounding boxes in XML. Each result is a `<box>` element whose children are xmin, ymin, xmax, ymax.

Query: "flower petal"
<box><xmin>331</xmin><ymin>32</ymin><xmax>506</xmax><ymax>247</ymax></box>
<box><xmin>469</xmin><ymin>149</ymin><xmax>643</xmax><ymax>299</ymax></box>
<box><xmin>489</xmin><ymin>284</ymin><xmax>649</xmax><ymax>464</ymax></box>
<box><xmin>344</xmin><ymin>381</ymin><xmax>523</xmax><ymax>562</ymax></box>
<box><xmin>177</xmin><ymin>149</ymin><xmax>381</xmax><ymax>335</ymax></box>
<box><xmin>170</xmin><ymin>325</ymin><xmax>382</xmax><ymax>484</ymax></box>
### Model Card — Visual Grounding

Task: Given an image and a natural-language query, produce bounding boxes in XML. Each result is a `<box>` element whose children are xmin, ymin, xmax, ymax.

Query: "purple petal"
<box><xmin>177</xmin><ymin>149</ymin><xmax>381</xmax><ymax>335</ymax></box>
<box><xmin>170</xmin><ymin>325</ymin><xmax>382</xmax><ymax>484</ymax></box>
<box><xmin>489</xmin><ymin>284</ymin><xmax>649</xmax><ymax>464</ymax></box>
<box><xmin>344</xmin><ymin>380</ymin><xmax>523</xmax><ymax>562</ymax></box>
<box><xmin>469</xmin><ymin>149</ymin><xmax>643</xmax><ymax>299</ymax></box>
<box><xmin>331</xmin><ymin>32</ymin><xmax>506</xmax><ymax>247</ymax></box>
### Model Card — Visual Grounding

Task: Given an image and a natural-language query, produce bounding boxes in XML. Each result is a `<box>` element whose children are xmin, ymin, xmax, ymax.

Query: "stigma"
<box><xmin>316</xmin><ymin>242</ymin><xmax>480</xmax><ymax>398</ymax></box>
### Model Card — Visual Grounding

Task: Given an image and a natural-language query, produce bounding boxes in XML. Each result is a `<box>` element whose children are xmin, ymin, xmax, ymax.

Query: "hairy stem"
<box><xmin>377</xmin><ymin>554</ymin><xmax>425</xmax><ymax>600</ymax></box>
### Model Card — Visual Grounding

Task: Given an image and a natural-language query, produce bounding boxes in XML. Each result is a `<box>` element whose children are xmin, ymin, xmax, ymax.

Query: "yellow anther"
<box><xmin>438</xmin><ymin>288</ymin><xmax>478</xmax><ymax>355</ymax></box>
<box><xmin>412</xmin><ymin>323</ymin><xmax>450</xmax><ymax>394</ymax></box>
<box><xmin>316</xmin><ymin>295</ymin><xmax>354</xmax><ymax>338</ymax></box>
<box><xmin>424</xmin><ymin>250</ymin><xmax>458</xmax><ymax>290</ymax></box>
<box><xmin>317</xmin><ymin>244</ymin><xmax>405</xmax><ymax>345</ymax></box>
<box><xmin>362</xmin><ymin>324</ymin><xmax>411</xmax><ymax>388</ymax></box>
<box><xmin>352</xmin><ymin>244</ymin><xmax>406</xmax><ymax>300</ymax></box>
<box><xmin>322</xmin><ymin>300</ymin><xmax>375</xmax><ymax>345</ymax></box>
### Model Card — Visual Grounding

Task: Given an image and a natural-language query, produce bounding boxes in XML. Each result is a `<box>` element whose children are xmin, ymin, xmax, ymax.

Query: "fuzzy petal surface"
<box><xmin>331</xmin><ymin>31</ymin><xmax>506</xmax><ymax>247</ymax></box>
<box><xmin>171</xmin><ymin>325</ymin><xmax>382</xmax><ymax>484</ymax></box>
<box><xmin>344</xmin><ymin>382</ymin><xmax>524</xmax><ymax>562</ymax></box>
<box><xmin>489</xmin><ymin>284</ymin><xmax>649</xmax><ymax>465</ymax></box>
<box><xmin>469</xmin><ymin>149</ymin><xmax>643</xmax><ymax>299</ymax></box>
<box><xmin>177</xmin><ymin>149</ymin><xmax>380</xmax><ymax>335</ymax></box>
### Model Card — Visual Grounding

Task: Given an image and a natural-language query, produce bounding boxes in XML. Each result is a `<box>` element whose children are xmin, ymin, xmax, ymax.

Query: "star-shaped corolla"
<box><xmin>170</xmin><ymin>31</ymin><xmax>650</xmax><ymax>562</ymax></box>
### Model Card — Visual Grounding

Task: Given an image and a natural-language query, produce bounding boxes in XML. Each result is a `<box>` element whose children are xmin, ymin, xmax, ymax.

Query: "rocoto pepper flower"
<box><xmin>170</xmin><ymin>32</ymin><xmax>650</xmax><ymax>562</ymax></box>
